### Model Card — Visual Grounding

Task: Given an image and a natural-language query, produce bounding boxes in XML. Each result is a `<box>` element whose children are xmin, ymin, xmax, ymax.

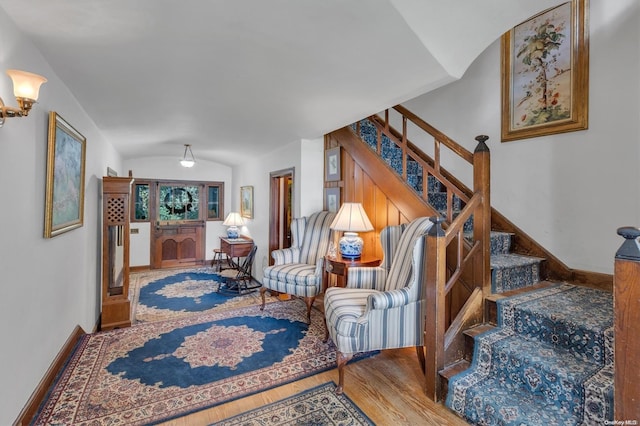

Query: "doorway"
<box><xmin>268</xmin><ymin>168</ymin><xmax>294</xmax><ymax>264</ymax></box>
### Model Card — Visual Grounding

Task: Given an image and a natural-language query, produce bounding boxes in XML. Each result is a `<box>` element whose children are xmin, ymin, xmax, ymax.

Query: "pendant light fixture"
<box><xmin>180</xmin><ymin>144</ymin><xmax>196</xmax><ymax>168</ymax></box>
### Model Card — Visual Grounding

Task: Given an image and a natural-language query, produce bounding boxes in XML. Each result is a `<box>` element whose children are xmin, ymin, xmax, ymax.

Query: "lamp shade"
<box><xmin>7</xmin><ymin>69</ymin><xmax>47</xmax><ymax>101</ymax></box>
<box><xmin>223</xmin><ymin>212</ymin><xmax>245</xmax><ymax>226</ymax></box>
<box><xmin>330</xmin><ymin>203</ymin><xmax>374</xmax><ymax>232</ymax></box>
<box><xmin>330</xmin><ymin>203</ymin><xmax>373</xmax><ymax>259</ymax></box>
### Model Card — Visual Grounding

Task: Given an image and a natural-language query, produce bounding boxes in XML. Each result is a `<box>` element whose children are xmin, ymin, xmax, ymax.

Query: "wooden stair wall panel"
<box><xmin>326</xmin><ymin>127</ymin><xmax>473</xmax><ymax>328</ymax></box>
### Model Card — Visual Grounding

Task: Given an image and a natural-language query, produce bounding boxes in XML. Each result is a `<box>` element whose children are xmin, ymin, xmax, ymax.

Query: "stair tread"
<box><xmin>487</xmin><ymin>329</ymin><xmax>602</xmax><ymax>375</ymax></box>
<box><xmin>491</xmin><ymin>252</ymin><xmax>545</xmax><ymax>268</ymax></box>
<box><xmin>440</xmin><ymin>360</ymin><xmax>470</xmax><ymax>379</ymax></box>
<box><xmin>463</xmin><ymin>323</ymin><xmax>494</xmax><ymax>338</ymax></box>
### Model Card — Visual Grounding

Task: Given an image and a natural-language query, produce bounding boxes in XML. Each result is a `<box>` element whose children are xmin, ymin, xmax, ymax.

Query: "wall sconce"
<box><xmin>330</xmin><ymin>202</ymin><xmax>374</xmax><ymax>259</ymax></box>
<box><xmin>180</xmin><ymin>144</ymin><xmax>196</xmax><ymax>168</ymax></box>
<box><xmin>223</xmin><ymin>212</ymin><xmax>245</xmax><ymax>238</ymax></box>
<box><xmin>0</xmin><ymin>69</ymin><xmax>47</xmax><ymax>128</ymax></box>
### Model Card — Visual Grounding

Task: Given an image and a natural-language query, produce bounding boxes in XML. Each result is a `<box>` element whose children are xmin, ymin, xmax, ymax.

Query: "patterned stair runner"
<box><xmin>446</xmin><ymin>284</ymin><xmax>614</xmax><ymax>425</ymax></box>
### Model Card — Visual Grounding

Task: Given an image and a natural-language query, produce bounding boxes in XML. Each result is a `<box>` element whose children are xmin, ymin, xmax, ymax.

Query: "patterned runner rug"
<box><xmin>214</xmin><ymin>382</ymin><xmax>374</xmax><ymax>425</ymax></box>
<box><xmin>131</xmin><ymin>267</ymin><xmax>266</xmax><ymax>323</ymax></box>
<box><xmin>34</xmin><ymin>299</ymin><xmax>370</xmax><ymax>425</ymax></box>
<box><xmin>446</xmin><ymin>283</ymin><xmax>614</xmax><ymax>425</ymax></box>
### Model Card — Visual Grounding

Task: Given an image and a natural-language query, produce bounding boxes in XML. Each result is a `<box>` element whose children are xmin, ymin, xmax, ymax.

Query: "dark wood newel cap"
<box><xmin>616</xmin><ymin>226</ymin><xmax>640</xmax><ymax>260</ymax></box>
<box><xmin>474</xmin><ymin>135</ymin><xmax>489</xmax><ymax>153</ymax></box>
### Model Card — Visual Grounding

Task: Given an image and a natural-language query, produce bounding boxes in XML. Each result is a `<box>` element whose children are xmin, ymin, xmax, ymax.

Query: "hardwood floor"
<box><xmin>159</xmin><ymin>347</ymin><xmax>469</xmax><ymax>425</ymax></box>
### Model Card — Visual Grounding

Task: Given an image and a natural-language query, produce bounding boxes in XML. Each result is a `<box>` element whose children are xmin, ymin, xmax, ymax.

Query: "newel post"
<box><xmin>472</xmin><ymin>135</ymin><xmax>491</xmax><ymax>302</ymax></box>
<box><xmin>614</xmin><ymin>227</ymin><xmax>640</xmax><ymax>421</ymax></box>
<box><xmin>424</xmin><ymin>216</ymin><xmax>447</xmax><ymax>401</ymax></box>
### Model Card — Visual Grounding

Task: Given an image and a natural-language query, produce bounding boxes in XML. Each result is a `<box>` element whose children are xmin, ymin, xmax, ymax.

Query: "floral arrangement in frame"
<box><xmin>325</xmin><ymin>187</ymin><xmax>340</xmax><ymax>213</ymax></box>
<box><xmin>44</xmin><ymin>112</ymin><xmax>87</xmax><ymax>238</ymax></box>
<box><xmin>501</xmin><ymin>0</ymin><xmax>589</xmax><ymax>142</ymax></box>
<box><xmin>240</xmin><ymin>185</ymin><xmax>253</xmax><ymax>219</ymax></box>
<box><xmin>325</xmin><ymin>147</ymin><xmax>341</xmax><ymax>181</ymax></box>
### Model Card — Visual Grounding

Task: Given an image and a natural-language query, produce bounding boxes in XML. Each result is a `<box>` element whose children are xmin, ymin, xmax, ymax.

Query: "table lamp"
<box><xmin>330</xmin><ymin>202</ymin><xmax>374</xmax><ymax>259</ymax></box>
<box><xmin>223</xmin><ymin>212</ymin><xmax>244</xmax><ymax>238</ymax></box>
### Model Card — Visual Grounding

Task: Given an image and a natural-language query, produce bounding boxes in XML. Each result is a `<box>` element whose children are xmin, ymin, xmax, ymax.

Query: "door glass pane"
<box><xmin>207</xmin><ymin>186</ymin><xmax>220</xmax><ymax>219</ymax></box>
<box><xmin>158</xmin><ymin>185</ymin><xmax>199</xmax><ymax>221</ymax></box>
<box><xmin>134</xmin><ymin>184</ymin><xmax>149</xmax><ymax>221</ymax></box>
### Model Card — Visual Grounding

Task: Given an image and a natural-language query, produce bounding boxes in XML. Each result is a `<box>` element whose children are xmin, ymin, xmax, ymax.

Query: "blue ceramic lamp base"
<box><xmin>339</xmin><ymin>232</ymin><xmax>364</xmax><ymax>259</ymax></box>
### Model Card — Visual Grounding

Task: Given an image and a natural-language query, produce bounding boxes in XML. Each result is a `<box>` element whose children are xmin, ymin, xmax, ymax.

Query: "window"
<box><xmin>130</xmin><ymin>179</ymin><xmax>224</xmax><ymax>222</ymax></box>
<box><xmin>207</xmin><ymin>185</ymin><xmax>222</xmax><ymax>220</ymax></box>
<box><xmin>133</xmin><ymin>183</ymin><xmax>149</xmax><ymax>221</ymax></box>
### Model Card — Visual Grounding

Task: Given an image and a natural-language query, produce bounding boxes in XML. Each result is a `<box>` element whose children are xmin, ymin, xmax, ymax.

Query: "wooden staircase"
<box><xmin>326</xmin><ymin>105</ymin><xmax>614</xmax><ymax>404</ymax></box>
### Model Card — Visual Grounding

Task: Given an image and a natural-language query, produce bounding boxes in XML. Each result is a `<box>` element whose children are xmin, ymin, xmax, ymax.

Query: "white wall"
<box><xmin>0</xmin><ymin>8</ymin><xmax>121</xmax><ymax>423</ymax></box>
<box><xmin>403</xmin><ymin>0</ymin><xmax>640</xmax><ymax>274</ymax></box>
<box><xmin>231</xmin><ymin>138</ymin><xmax>324</xmax><ymax>282</ymax></box>
<box><xmin>121</xmin><ymin>156</ymin><xmax>233</xmax><ymax>266</ymax></box>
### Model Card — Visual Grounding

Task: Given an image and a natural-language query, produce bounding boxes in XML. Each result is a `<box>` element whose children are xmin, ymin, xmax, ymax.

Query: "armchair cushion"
<box><xmin>345</xmin><ymin>266</ymin><xmax>388</xmax><ymax>291</ymax></box>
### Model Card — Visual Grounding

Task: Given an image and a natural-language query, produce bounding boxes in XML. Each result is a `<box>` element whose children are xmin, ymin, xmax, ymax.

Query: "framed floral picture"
<box><xmin>240</xmin><ymin>185</ymin><xmax>253</xmax><ymax>219</ymax></box>
<box><xmin>44</xmin><ymin>112</ymin><xmax>86</xmax><ymax>238</ymax></box>
<box><xmin>501</xmin><ymin>0</ymin><xmax>588</xmax><ymax>142</ymax></box>
<box><xmin>325</xmin><ymin>187</ymin><xmax>340</xmax><ymax>213</ymax></box>
<box><xmin>325</xmin><ymin>147</ymin><xmax>341</xmax><ymax>181</ymax></box>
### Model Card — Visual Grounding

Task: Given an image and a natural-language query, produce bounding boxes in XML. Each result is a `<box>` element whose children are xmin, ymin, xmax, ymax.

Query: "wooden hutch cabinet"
<box><xmin>101</xmin><ymin>176</ymin><xmax>133</xmax><ymax>330</ymax></box>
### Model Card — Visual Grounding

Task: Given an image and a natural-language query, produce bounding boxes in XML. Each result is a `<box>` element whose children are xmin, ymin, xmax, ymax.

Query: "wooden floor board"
<box><xmin>158</xmin><ymin>347</ymin><xmax>468</xmax><ymax>425</ymax></box>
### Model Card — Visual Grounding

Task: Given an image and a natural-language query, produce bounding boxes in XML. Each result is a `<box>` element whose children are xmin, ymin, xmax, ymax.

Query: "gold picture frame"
<box><xmin>501</xmin><ymin>0</ymin><xmax>589</xmax><ymax>142</ymax></box>
<box><xmin>240</xmin><ymin>185</ymin><xmax>253</xmax><ymax>219</ymax></box>
<box><xmin>44</xmin><ymin>112</ymin><xmax>87</xmax><ymax>238</ymax></box>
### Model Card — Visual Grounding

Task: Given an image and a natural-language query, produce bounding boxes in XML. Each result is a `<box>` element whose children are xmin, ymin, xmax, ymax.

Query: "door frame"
<box><xmin>268</xmin><ymin>168</ymin><xmax>295</xmax><ymax>265</ymax></box>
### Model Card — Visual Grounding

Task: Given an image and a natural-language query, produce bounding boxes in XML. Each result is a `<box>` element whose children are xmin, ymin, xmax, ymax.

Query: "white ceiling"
<box><xmin>0</xmin><ymin>0</ymin><xmax>561</xmax><ymax>166</ymax></box>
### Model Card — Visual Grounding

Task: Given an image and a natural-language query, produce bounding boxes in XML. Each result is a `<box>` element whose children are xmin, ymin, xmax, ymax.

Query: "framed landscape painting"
<box><xmin>501</xmin><ymin>0</ymin><xmax>588</xmax><ymax>142</ymax></box>
<box><xmin>240</xmin><ymin>185</ymin><xmax>253</xmax><ymax>219</ymax></box>
<box><xmin>44</xmin><ymin>112</ymin><xmax>86</xmax><ymax>238</ymax></box>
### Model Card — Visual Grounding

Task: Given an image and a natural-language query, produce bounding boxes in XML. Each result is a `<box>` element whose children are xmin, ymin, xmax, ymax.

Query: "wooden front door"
<box><xmin>153</xmin><ymin>221</ymin><xmax>205</xmax><ymax>268</ymax></box>
<box><xmin>150</xmin><ymin>183</ymin><xmax>206</xmax><ymax>269</ymax></box>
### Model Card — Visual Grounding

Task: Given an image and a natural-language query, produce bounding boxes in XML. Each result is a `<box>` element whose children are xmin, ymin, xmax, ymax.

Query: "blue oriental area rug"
<box><xmin>131</xmin><ymin>268</ymin><xmax>264</xmax><ymax>323</ymax></box>
<box><xmin>34</xmin><ymin>300</ymin><xmax>365</xmax><ymax>426</ymax></box>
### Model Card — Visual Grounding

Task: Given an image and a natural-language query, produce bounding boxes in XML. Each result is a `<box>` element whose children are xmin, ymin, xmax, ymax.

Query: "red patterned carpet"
<box><xmin>34</xmin><ymin>299</ymin><xmax>361</xmax><ymax>425</ymax></box>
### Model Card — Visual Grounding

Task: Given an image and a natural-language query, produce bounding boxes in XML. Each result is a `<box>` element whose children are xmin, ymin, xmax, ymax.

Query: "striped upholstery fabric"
<box><xmin>325</xmin><ymin>217</ymin><xmax>433</xmax><ymax>354</ymax></box>
<box><xmin>262</xmin><ymin>211</ymin><xmax>336</xmax><ymax>299</ymax></box>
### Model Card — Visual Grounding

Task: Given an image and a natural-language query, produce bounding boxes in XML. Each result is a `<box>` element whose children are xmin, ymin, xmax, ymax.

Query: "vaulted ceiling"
<box><xmin>0</xmin><ymin>0</ymin><xmax>561</xmax><ymax>165</ymax></box>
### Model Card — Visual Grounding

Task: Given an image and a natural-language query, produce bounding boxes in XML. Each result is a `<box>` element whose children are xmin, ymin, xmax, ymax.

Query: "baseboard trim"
<box><xmin>13</xmin><ymin>325</ymin><xmax>86</xmax><ymax>426</ymax></box>
<box><xmin>130</xmin><ymin>265</ymin><xmax>150</xmax><ymax>272</ymax></box>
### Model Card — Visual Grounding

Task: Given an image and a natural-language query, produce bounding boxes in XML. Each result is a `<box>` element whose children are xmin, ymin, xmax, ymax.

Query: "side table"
<box><xmin>324</xmin><ymin>255</ymin><xmax>381</xmax><ymax>290</ymax></box>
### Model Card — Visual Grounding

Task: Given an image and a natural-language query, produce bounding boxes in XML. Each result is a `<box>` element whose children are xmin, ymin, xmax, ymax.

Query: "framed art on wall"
<box><xmin>501</xmin><ymin>0</ymin><xmax>589</xmax><ymax>142</ymax></box>
<box><xmin>325</xmin><ymin>147</ymin><xmax>341</xmax><ymax>181</ymax></box>
<box><xmin>44</xmin><ymin>112</ymin><xmax>87</xmax><ymax>238</ymax></box>
<box><xmin>240</xmin><ymin>185</ymin><xmax>253</xmax><ymax>219</ymax></box>
<box><xmin>325</xmin><ymin>187</ymin><xmax>340</xmax><ymax>213</ymax></box>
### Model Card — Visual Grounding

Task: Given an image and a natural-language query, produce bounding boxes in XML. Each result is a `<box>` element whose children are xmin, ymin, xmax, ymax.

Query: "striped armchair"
<box><xmin>324</xmin><ymin>216</ymin><xmax>433</xmax><ymax>393</ymax></box>
<box><xmin>261</xmin><ymin>210</ymin><xmax>336</xmax><ymax>322</ymax></box>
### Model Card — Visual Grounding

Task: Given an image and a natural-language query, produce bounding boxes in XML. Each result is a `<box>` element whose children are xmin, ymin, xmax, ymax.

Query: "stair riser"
<box><xmin>488</xmin><ymin>342</ymin><xmax>591</xmax><ymax>414</ymax></box>
<box><xmin>492</xmin><ymin>263</ymin><xmax>540</xmax><ymax>293</ymax></box>
<box><xmin>510</xmin><ymin>309</ymin><xmax>609</xmax><ymax>364</ymax></box>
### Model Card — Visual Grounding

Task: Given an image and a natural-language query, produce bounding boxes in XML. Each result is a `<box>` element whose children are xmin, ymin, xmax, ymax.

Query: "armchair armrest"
<box><xmin>271</xmin><ymin>247</ymin><xmax>301</xmax><ymax>265</ymax></box>
<box><xmin>367</xmin><ymin>288</ymin><xmax>412</xmax><ymax>310</ymax></box>
<box><xmin>346</xmin><ymin>267</ymin><xmax>388</xmax><ymax>291</ymax></box>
